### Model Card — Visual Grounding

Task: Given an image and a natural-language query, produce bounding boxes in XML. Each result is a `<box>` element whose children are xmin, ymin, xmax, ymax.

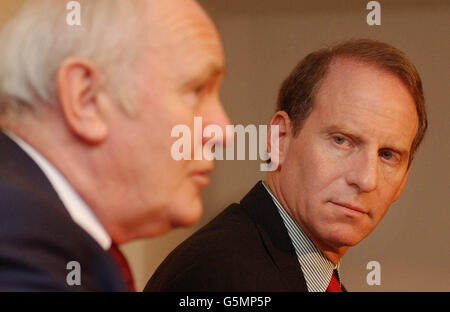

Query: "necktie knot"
<box><xmin>326</xmin><ymin>270</ymin><xmax>342</xmax><ymax>292</ymax></box>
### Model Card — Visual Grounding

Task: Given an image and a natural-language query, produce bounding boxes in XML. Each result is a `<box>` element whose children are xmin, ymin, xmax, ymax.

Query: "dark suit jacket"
<box><xmin>0</xmin><ymin>131</ymin><xmax>128</xmax><ymax>291</ymax></box>
<box><xmin>145</xmin><ymin>181</ymin><xmax>311</xmax><ymax>292</ymax></box>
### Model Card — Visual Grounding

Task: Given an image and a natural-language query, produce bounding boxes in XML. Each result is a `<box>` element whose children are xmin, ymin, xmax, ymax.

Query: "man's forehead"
<box><xmin>319</xmin><ymin>57</ymin><xmax>385</xmax><ymax>92</ymax></box>
<box><xmin>142</xmin><ymin>0</ymin><xmax>223</xmax><ymax>68</ymax></box>
<box><xmin>310</xmin><ymin>58</ymin><xmax>419</xmax><ymax>152</ymax></box>
<box><xmin>315</xmin><ymin>57</ymin><xmax>417</xmax><ymax>117</ymax></box>
<box><xmin>144</xmin><ymin>0</ymin><xmax>220</xmax><ymax>47</ymax></box>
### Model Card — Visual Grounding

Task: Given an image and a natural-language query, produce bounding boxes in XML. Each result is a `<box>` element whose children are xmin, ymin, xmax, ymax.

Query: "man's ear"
<box><xmin>267</xmin><ymin>111</ymin><xmax>293</xmax><ymax>168</ymax></box>
<box><xmin>392</xmin><ymin>166</ymin><xmax>412</xmax><ymax>202</ymax></box>
<box><xmin>57</xmin><ymin>57</ymin><xmax>110</xmax><ymax>144</ymax></box>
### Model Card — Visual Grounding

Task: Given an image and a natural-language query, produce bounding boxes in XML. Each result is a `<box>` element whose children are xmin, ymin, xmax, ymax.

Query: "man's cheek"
<box><xmin>370</xmin><ymin>204</ymin><xmax>388</xmax><ymax>225</ymax></box>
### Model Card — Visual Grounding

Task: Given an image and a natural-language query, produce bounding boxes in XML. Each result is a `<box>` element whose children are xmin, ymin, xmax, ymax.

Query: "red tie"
<box><xmin>109</xmin><ymin>243</ymin><xmax>136</xmax><ymax>292</ymax></box>
<box><xmin>326</xmin><ymin>271</ymin><xmax>342</xmax><ymax>292</ymax></box>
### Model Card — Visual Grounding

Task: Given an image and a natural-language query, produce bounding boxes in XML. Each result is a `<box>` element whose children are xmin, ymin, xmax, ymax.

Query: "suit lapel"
<box><xmin>240</xmin><ymin>181</ymin><xmax>308</xmax><ymax>291</ymax></box>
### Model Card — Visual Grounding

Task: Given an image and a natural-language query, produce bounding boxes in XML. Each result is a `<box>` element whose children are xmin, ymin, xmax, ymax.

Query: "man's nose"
<box><xmin>200</xmin><ymin>99</ymin><xmax>233</xmax><ymax>148</ymax></box>
<box><xmin>346</xmin><ymin>151</ymin><xmax>378</xmax><ymax>193</ymax></box>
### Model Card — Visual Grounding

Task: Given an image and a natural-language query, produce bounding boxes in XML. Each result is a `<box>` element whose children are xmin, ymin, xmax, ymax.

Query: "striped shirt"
<box><xmin>262</xmin><ymin>181</ymin><xmax>341</xmax><ymax>292</ymax></box>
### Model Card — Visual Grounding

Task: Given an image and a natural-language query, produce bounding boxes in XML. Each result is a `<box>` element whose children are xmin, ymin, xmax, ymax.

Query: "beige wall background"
<box><xmin>1</xmin><ymin>0</ymin><xmax>448</xmax><ymax>291</ymax></box>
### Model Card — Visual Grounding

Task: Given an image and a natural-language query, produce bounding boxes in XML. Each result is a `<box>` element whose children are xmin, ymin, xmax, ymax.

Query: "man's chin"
<box><xmin>320</xmin><ymin>219</ymin><xmax>372</xmax><ymax>247</ymax></box>
<box><xmin>327</xmin><ymin>232</ymin><xmax>366</xmax><ymax>248</ymax></box>
<box><xmin>170</xmin><ymin>196</ymin><xmax>203</xmax><ymax>228</ymax></box>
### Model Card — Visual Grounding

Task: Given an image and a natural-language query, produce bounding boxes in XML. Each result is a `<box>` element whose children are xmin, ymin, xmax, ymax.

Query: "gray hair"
<box><xmin>0</xmin><ymin>0</ymin><xmax>147</xmax><ymax>118</ymax></box>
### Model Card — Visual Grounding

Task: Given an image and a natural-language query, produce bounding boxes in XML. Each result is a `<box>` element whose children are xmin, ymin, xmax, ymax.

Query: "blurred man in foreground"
<box><xmin>0</xmin><ymin>0</ymin><xmax>230</xmax><ymax>291</ymax></box>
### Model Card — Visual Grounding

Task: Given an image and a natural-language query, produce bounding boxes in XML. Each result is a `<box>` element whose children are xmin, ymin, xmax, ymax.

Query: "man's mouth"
<box><xmin>330</xmin><ymin>201</ymin><xmax>368</xmax><ymax>215</ymax></box>
<box><xmin>190</xmin><ymin>168</ymin><xmax>213</xmax><ymax>189</ymax></box>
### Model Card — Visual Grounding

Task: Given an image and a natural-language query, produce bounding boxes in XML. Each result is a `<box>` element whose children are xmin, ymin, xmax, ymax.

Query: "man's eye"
<box><xmin>195</xmin><ymin>83</ymin><xmax>208</xmax><ymax>95</ymax></box>
<box><xmin>333</xmin><ymin>136</ymin><xmax>347</xmax><ymax>145</ymax></box>
<box><xmin>194</xmin><ymin>86</ymin><xmax>203</xmax><ymax>94</ymax></box>
<box><xmin>380</xmin><ymin>150</ymin><xmax>393</xmax><ymax>160</ymax></box>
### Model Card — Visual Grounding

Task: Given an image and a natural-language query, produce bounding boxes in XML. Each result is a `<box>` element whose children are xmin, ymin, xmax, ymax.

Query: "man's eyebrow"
<box><xmin>199</xmin><ymin>62</ymin><xmax>226</xmax><ymax>81</ymax></box>
<box><xmin>182</xmin><ymin>62</ymin><xmax>225</xmax><ymax>89</ymax></box>
<box><xmin>203</xmin><ymin>62</ymin><xmax>226</xmax><ymax>80</ymax></box>
<box><xmin>324</xmin><ymin>125</ymin><xmax>410</xmax><ymax>156</ymax></box>
<box><xmin>382</xmin><ymin>144</ymin><xmax>409</xmax><ymax>158</ymax></box>
<box><xmin>324</xmin><ymin>125</ymin><xmax>364</xmax><ymax>143</ymax></box>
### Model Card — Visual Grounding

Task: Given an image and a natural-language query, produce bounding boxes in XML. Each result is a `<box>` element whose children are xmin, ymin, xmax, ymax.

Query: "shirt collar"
<box><xmin>262</xmin><ymin>181</ymin><xmax>341</xmax><ymax>292</ymax></box>
<box><xmin>4</xmin><ymin>130</ymin><xmax>112</xmax><ymax>250</ymax></box>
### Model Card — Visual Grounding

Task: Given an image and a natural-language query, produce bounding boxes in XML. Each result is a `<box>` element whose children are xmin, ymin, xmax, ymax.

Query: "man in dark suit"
<box><xmin>0</xmin><ymin>0</ymin><xmax>230</xmax><ymax>291</ymax></box>
<box><xmin>145</xmin><ymin>39</ymin><xmax>428</xmax><ymax>292</ymax></box>
<box><xmin>0</xmin><ymin>131</ymin><xmax>128</xmax><ymax>291</ymax></box>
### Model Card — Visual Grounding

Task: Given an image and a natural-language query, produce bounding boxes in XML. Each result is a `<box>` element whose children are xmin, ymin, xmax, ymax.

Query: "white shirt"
<box><xmin>262</xmin><ymin>181</ymin><xmax>341</xmax><ymax>292</ymax></box>
<box><xmin>4</xmin><ymin>131</ymin><xmax>111</xmax><ymax>250</ymax></box>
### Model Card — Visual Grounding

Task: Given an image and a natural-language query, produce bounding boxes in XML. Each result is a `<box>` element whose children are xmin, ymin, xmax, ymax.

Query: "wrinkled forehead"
<box><xmin>142</xmin><ymin>0</ymin><xmax>224</xmax><ymax>74</ymax></box>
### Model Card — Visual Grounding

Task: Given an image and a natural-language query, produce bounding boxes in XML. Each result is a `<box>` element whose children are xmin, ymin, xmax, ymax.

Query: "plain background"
<box><xmin>1</xmin><ymin>0</ymin><xmax>448</xmax><ymax>291</ymax></box>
